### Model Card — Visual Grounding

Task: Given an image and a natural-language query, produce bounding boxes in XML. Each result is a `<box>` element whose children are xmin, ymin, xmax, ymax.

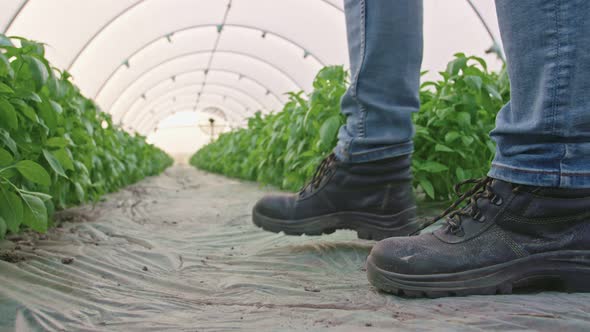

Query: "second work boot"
<box><xmin>367</xmin><ymin>177</ymin><xmax>590</xmax><ymax>297</ymax></box>
<box><xmin>252</xmin><ymin>154</ymin><xmax>423</xmax><ymax>240</ymax></box>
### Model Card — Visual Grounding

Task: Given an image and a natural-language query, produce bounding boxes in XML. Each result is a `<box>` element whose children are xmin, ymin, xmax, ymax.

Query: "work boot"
<box><xmin>367</xmin><ymin>177</ymin><xmax>590</xmax><ymax>297</ymax></box>
<box><xmin>252</xmin><ymin>154</ymin><xmax>423</xmax><ymax>240</ymax></box>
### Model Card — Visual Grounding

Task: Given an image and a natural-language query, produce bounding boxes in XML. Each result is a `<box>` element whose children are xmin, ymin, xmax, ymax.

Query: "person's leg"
<box><xmin>489</xmin><ymin>0</ymin><xmax>590</xmax><ymax>188</ymax></box>
<box><xmin>252</xmin><ymin>0</ymin><xmax>424</xmax><ymax>240</ymax></box>
<box><xmin>367</xmin><ymin>0</ymin><xmax>590</xmax><ymax>297</ymax></box>
<box><xmin>335</xmin><ymin>0</ymin><xmax>423</xmax><ymax>163</ymax></box>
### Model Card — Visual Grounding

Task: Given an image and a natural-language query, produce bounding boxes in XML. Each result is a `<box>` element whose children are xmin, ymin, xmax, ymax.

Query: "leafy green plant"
<box><xmin>192</xmin><ymin>66</ymin><xmax>347</xmax><ymax>191</ymax></box>
<box><xmin>0</xmin><ymin>35</ymin><xmax>173</xmax><ymax>239</ymax></box>
<box><xmin>413</xmin><ymin>53</ymin><xmax>509</xmax><ymax>200</ymax></box>
<box><xmin>191</xmin><ymin>54</ymin><xmax>509</xmax><ymax>202</ymax></box>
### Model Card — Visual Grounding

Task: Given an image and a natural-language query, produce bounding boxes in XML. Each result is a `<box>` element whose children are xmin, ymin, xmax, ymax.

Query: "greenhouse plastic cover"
<box><xmin>1</xmin><ymin>0</ymin><xmax>503</xmax><ymax>137</ymax></box>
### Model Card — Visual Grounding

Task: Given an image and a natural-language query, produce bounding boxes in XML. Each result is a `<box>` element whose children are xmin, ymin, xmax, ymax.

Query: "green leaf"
<box><xmin>15</xmin><ymin>89</ymin><xmax>42</xmax><ymax>103</ymax></box>
<box><xmin>46</xmin><ymin>137</ymin><xmax>69</xmax><ymax>148</ymax></box>
<box><xmin>0</xmin><ymin>147</ymin><xmax>12</xmax><ymax>167</ymax></box>
<box><xmin>456</xmin><ymin>167</ymin><xmax>467</xmax><ymax>181</ymax></box>
<box><xmin>47</xmin><ymin>75</ymin><xmax>66</xmax><ymax>99</ymax></box>
<box><xmin>21</xmin><ymin>193</ymin><xmax>48</xmax><ymax>233</ymax></box>
<box><xmin>444</xmin><ymin>131</ymin><xmax>461</xmax><ymax>144</ymax></box>
<box><xmin>0</xmin><ymin>188</ymin><xmax>23</xmax><ymax>233</ymax></box>
<box><xmin>461</xmin><ymin>136</ymin><xmax>475</xmax><ymax>146</ymax></box>
<box><xmin>0</xmin><ymin>129</ymin><xmax>18</xmax><ymax>156</ymax></box>
<box><xmin>52</xmin><ymin>148</ymin><xmax>74</xmax><ymax>171</ymax></box>
<box><xmin>50</xmin><ymin>100</ymin><xmax>63</xmax><ymax>114</ymax></box>
<box><xmin>39</xmin><ymin>98</ymin><xmax>57</xmax><ymax>130</ymax></box>
<box><xmin>0</xmin><ymin>97</ymin><xmax>18</xmax><ymax>130</ymax></box>
<box><xmin>23</xmin><ymin>55</ymin><xmax>49</xmax><ymax>91</ymax></box>
<box><xmin>464</xmin><ymin>75</ymin><xmax>483</xmax><ymax>91</ymax></box>
<box><xmin>0</xmin><ymin>35</ymin><xmax>14</xmax><ymax>47</ymax></box>
<box><xmin>435</xmin><ymin>144</ymin><xmax>454</xmax><ymax>153</ymax></box>
<box><xmin>456</xmin><ymin>112</ymin><xmax>472</xmax><ymax>127</ymax></box>
<box><xmin>74</xmin><ymin>182</ymin><xmax>85</xmax><ymax>202</ymax></box>
<box><xmin>420</xmin><ymin>161</ymin><xmax>449</xmax><ymax>173</ymax></box>
<box><xmin>0</xmin><ymin>53</ymin><xmax>14</xmax><ymax>78</ymax></box>
<box><xmin>19</xmin><ymin>38</ymin><xmax>45</xmax><ymax>56</ymax></box>
<box><xmin>71</xmin><ymin>129</ymin><xmax>91</xmax><ymax>145</ymax></box>
<box><xmin>0</xmin><ymin>217</ymin><xmax>6</xmax><ymax>238</ymax></box>
<box><xmin>0</xmin><ymin>82</ymin><xmax>14</xmax><ymax>94</ymax></box>
<box><xmin>419</xmin><ymin>178</ymin><xmax>435</xmax><ymax>199</ymax></box>
<box><xmin>469</xmin><ymin>55</ymin><xmax>488</xmax><ymax>71</ymax></box>
<box><xmin>22</xmin><ymin>191</ymin><xmax>52</xmax><ymax>202</ymax></box>
<box><xmin>319</xmin><ymin>115</ymin><xmax>341</xmax><ymax>149</ymax></box>
<box><xmin>486</xmin><ymin>140</ymin><xmax>496</xmax><ymax>154</ymax></box>
<box><xmin>83</xmin><ymin>118</ymin><xmax>94</xmax><ymax>136</ymax></box>
<box><xmin>15</xmin><ymin>160</ymin><xmax>51</xmax><ymax>186</ymax></box>
<box><xmin>18</xmin><ymin>104</ymin><xmax>39</xmax><ymax>123</ymax></box>
<box><xmin>485</xmin><ymin>85</ymin><xmax>502</xmax><ymax>101</ymax></box>
<box><xmin>43</xmin><ymin>149</ymin><xmax>67</xmax><ymax>178</ymax></box>
<box><xmin>446</xmin><ymin>56</ymin><xmax>468</xmax><ymax>76</ymax></box>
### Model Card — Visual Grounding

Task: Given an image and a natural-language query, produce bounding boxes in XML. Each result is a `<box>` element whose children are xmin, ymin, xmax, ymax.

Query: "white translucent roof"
<box><xmin>2</xmin><ymin>0</ymin><xmax>503</xmax><ymax>137</ymax></box>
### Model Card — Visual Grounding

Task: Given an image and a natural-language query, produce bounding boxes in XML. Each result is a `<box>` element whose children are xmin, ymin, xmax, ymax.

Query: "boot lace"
<box><xmin>429</xmin><ymin>177</ymin><xmax>506</xmax><ymax>236</ymax></box>
<box><xmin>299</xmin><ymin>153</ymin><xmax>337</xmax><ymax>196</ymax></box>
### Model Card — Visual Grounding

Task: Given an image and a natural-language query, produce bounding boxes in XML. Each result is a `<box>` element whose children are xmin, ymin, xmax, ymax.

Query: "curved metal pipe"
<box><xmin>133</xmin><ymin>94</ymin><xmax>249</xmax><ymax>130</ymax></box>
<box><xmin>66</xmin><ymin>0</ymin><xmax>147</xmax><ymax>69</ymax></box>
<box><xmin>84</xmin><ymin>23</ymin><xmax>325</xmax><ymax>74</ymax></box>
<box><xmin>110</xmin><ymin>68</ymin><xmax>284</xmax><ymax>117</ymax></box>
<box><xmin>133</xmin><ymin>92</ymin><xmax>251</xmax><ymax>130</ymax></box>
<box><xmin>124</xmin><ymin>83</ymin><xmax>258</xmax><ymax>122</ymax></box>
<box><xmin>134</xmin><ymin>92</ymin><xmax>248</xmax><ymax>126</ymax></box>
<box><xmin>138</xmin><ymin>104</ymin><xmax>237</xmax><ymax>135</ymax></box>
<box><xmin>66</xmin><ymin>0</ymin><xmax>340</xmax><ymax>70</ymax></box>
<box><xmin>149</xmin><ymin>81</ymin><xmax>269</xmax><ymax>108</ymax></box>
<box><xmin>94</xmin><ymin>50</ymin><xmax>303</xmax><ymax>100</ymax></box>
<box><xmin>134</xmin><ymin>102</ymin><xmax>244</xmax><ymax>134</ymax></box>
<box><xmin>464</xmin><ymin>0</ymin><xmax>505</xmax><ymax>61</ymax></box>
<box><xmin>2</xmin><ymin>0</ymin><xmax>30</xmax><ymax>33</ymax></box>
<box><xmin>124</xmin><ymin>82</ymin><xmax>265</xmax><ymax>123</ymax></box>
<box><xmin>135</xmin><ymin>93</ymin><xmax>249</xmax><ymax>132</ymax></box>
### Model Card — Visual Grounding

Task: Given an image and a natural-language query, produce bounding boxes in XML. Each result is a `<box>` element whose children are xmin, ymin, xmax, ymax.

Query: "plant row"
<box><xmin>191</xmin><ymin>53</ymin><xmax>510</xmax><ymax>201</ymax></box>
<box><xmin>0</xmin><ymin>35</ymin><xmax>173</xmax><ymax>239</ymax></box>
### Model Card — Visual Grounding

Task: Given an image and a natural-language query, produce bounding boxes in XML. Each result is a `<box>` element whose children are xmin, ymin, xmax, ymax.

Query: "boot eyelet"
<box><xmin>471</xmin><ymin>210</ymin><xmax>486</xmax><ymax>223</ymax></box>
<box><xmin>449</xmin><ymin>225</ymin><xmax>465</xmax><ymax>237</ymax></box>
<box><xmin>491</xmin><ymin>195</ymin><xmax>503</xmax><ymax>206</ymax></box>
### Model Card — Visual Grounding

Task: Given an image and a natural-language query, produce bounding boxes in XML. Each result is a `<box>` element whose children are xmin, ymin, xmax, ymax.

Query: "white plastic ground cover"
<box><xmin>1</xmin><ymin>166</ymin><xmax>589</xmax><ymax>331</ymax></box>
<box><xmin>2</xmin><ymin>0</ymin><xmax>503</xmax><ymax>132</ymax></box>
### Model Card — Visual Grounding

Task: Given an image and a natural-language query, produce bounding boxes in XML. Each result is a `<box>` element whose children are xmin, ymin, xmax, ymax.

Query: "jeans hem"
<box><xmin>335</xmin><ymin>141</ymin><xmax>413</xmax><ymax>163</ymax></box>
<box><xmin>489</xmin><ymin>163</ymin><xmax>590</xmax><ymax>189</ymax></box>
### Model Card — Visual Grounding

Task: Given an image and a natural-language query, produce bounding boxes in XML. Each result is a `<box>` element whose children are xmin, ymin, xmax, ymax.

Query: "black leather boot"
<box><xmin>252</xmin><ymin>154</ymin><xmax>423</xmax><ymax>240</ymax></box>
<box><xmin>367</xmin><ymin>177</ymin><xmax>590</xmax><ymax>297</ymax></box>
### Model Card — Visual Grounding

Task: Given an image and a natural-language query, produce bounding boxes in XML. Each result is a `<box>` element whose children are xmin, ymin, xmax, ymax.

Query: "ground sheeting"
<box><xmin>1</xmin><ymin>165</ymin><xmax>590</xmax><ymax>331</ymax></box>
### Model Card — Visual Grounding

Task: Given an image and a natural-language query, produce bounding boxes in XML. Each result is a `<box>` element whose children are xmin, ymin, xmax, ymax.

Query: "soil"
<box><xmin>1</xmin><ymin>165</ymin><xmax>589</xmax><ymax>331</ymax></box>
<box><xmin>0</xmin><ymin>251</ymin><xmax>26</xmax><ymax>264</ymax></box>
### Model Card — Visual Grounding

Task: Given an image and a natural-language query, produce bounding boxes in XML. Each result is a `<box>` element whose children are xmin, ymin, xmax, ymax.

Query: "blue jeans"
<box><xmin>335</xmin><ymin>0</ymin><xmax>590</xmax><ymax>188</ymax></box>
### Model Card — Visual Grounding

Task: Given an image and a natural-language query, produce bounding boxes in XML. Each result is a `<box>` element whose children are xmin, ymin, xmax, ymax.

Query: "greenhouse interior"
<box><xmin>0</xmin><ymin>0</ymin><xmax>589</xmax><ymax>331</ymax></box>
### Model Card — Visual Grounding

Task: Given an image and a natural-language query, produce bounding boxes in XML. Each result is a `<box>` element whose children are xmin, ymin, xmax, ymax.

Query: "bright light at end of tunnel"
<box><xmin>146</xmin><ymin>111</ymin><xmax>228</xmax><ymax>164</ymax></box>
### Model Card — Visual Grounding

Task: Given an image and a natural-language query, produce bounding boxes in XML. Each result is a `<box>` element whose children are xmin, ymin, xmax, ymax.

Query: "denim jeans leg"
<box><xmin>489</xmin><ymin>0</ymin><xmax>590</xmax><ymax>188</ymax></box>
<box><xmin>335</xmin><ymin>0</ymin><xmax>423</xmax><ymax>163</ymax></box>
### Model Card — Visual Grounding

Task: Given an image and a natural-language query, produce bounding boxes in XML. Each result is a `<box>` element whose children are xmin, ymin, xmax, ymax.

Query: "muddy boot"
<box><xmin>367</xmin><ymin>177</ymin><xmax>590</xmax><ymax>297</ymax></box>
<box><xmin>252</xmin><ymin>154</ymin><xmax>423</xmax><ymax>240</ymax></box>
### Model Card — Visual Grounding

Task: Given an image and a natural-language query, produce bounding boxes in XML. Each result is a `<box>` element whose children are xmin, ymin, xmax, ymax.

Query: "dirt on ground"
<box><xmin>1</xmin><ymin>165</ymin><xmax>589</xmax><ymax>331</ymax></box>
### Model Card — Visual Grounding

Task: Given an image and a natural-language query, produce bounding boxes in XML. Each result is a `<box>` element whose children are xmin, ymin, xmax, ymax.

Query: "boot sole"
<box><xmin>366</xmin><ymin>250</ymin><xmax>590</xmax><ymax>298</ymax></box>
<box><xmin>252</xmin><ymin>207</ymin><xmax>421</xmax><ymax>241</ymax></box>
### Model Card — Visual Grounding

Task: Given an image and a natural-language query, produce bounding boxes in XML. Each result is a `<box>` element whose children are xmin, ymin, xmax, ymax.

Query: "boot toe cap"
<box><xmin>253</xmin><ymin>194</ymin><xmax>294</xmax><ymax>220</ymax></box>
<box><xmin>368</xmin><ymin>234</ymin><xmax>445</xmax><ymax>275</ymax></box>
